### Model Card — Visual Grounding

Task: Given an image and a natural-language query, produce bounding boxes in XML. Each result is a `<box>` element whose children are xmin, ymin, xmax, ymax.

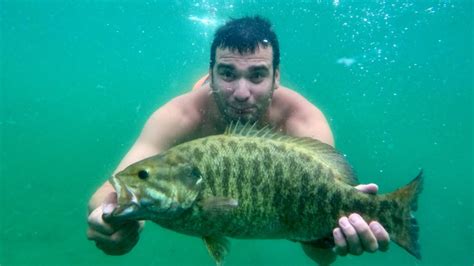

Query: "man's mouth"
<box><xmin>229</xmin><ymin>106</ymin><xmax>255</xmax><ymax>114</ymax></box>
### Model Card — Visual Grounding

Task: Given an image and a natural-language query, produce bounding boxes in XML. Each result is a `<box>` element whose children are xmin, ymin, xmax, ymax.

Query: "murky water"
<box><xmin>1</xmin><ymin>1</ymin><xmax>472</xmax><ymax>265</ymax></box>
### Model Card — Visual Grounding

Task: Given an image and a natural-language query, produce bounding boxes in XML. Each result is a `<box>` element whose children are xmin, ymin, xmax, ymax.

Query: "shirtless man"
<box><xmin>87</xmin><ymin>16</ymin><xmax>389</xmax><ymax>265</ymax></box>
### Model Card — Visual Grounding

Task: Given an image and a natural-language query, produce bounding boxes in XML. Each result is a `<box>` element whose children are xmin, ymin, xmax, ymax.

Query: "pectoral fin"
<box><xmin>203</xmin><ymin>236</ymin><xmax>230</xmax><ymax>266</ymax></box>
<box><xmin>198</xmin><ymin>196</ymin><xmax>238</xmax><ymax>213</ymax></box>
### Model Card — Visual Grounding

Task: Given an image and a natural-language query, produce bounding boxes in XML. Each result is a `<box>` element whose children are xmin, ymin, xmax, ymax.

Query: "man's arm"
<box><xmin>282</xmin><ymin>89</ymin><xmax>389</xmax><ymax>264</ymax></box>
<box><xmin>87</xmin><ymin>95</ymin><xmax>199</xmax><ymax>255</ymax></box>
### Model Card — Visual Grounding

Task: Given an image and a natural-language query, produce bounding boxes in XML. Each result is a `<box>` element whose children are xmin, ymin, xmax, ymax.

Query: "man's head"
<box><xmin>210</xmin><ymin>16</ymin><xmax>280</xmax><ymax>71</ymax></box>
<box><xmin>209</xmin><ymin>16</ymin><xmax>281</xmax><ymax>124</ymax></box>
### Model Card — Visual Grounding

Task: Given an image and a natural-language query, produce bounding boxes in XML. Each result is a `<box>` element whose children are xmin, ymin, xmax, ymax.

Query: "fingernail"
<box><xmin>371</xmin><ymin>222</ymin><xmax>381</xmax><ymax>233</ymax></box>
<box><xmin>103</xmin><ymin>204</ymin><xmax>114</xmax><ymax>214</ymax></box>
<box><xmin>339</xmin><ymin>217</ymin><xmax>349</xmax><ymax>228</ymax></box>
<box><xmin>349</xmin><ymin>214</ymin><xmax>360</xmax><ymax>223</ymax></box>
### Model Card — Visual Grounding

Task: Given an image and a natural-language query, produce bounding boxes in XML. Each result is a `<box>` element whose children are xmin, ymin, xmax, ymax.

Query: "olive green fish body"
<box><xmin>110</xmin><ymin>125</ymin><xmax>423</xmax><ymax>264</ymax></box>
<box><xmin>156</xmin><ymin>135</ymin><xmax>344</xmax><ymax>240</ymax></box>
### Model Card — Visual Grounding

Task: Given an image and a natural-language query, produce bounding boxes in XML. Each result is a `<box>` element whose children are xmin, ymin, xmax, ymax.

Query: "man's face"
<box><xmin>210</xmin><ymin>45</ymin><xmax>280</xmax><ymax>124</ymax></box>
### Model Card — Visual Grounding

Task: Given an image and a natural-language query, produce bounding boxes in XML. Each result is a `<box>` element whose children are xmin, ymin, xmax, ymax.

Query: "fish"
<box><xmin>106</xmin><ymin>123</ymin><xmax>423</xmax><ymax>265</ymax></box>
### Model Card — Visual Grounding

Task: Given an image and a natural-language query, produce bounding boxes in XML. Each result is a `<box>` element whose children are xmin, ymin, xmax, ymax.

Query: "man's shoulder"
<box><xmin>146</xmin><ymin>89</ymin><xmax>208</xmax><ymax>132</ymax></box>
<box><xmin>142</xmin><ymin>88</ymin><xmax>212</xmax><ymax>146</ymax></box>
<box><xmin>271</xmin><ymin>85</ymin><xmax>333</xmax><ymax>145</ymax></box>
<box><xmin>272</xmin><ymin>86</ymin><xmax>321</xmax><ymax>115</ymax></box>
<box><xmin>275</xmin><ymin>86</ymin><xmax>300</xmax><ymax>97</ymax></box>
<box><xmin>158</xmin><ymin>88</ymin><xmax>208</xmax><ymax>118</ymax></box>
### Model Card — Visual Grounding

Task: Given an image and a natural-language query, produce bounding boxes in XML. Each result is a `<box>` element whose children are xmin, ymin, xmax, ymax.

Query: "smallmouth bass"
<box><xmin>107</xmin><ymin>124</ymin><xmax>423</xmax><ymax>265</ymax></box>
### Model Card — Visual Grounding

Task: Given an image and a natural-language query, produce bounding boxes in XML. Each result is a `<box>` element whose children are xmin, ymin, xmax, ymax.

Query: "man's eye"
<box><xmin>220</xmin><ymin>71</ymin><xmax>235</xmax><ymax>80</ymax></box>
<box><xmin>250</xmin><ymin>73</ymin><xmax>264</xmax><ymax>83</ymax></box>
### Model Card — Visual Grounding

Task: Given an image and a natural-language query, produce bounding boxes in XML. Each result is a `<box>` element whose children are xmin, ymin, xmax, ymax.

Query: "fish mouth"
<box><xmin>109</xmin><ymin>203</ymin><xmax>140</xmax><ymax>220</ymax></box>
<box><xmin>106</xmin><ymin>175</ymin><xmax>144</xmax><ymax>221</ymax></box>
<box><xmin>109</xmin><ymin>175</ymin><xmax>139</xmax><ymax>204</ymax></box>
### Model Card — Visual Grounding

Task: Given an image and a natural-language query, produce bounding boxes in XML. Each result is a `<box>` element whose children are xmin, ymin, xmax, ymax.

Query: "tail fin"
<box><xmin>385</xmin><ymin>170</ymin><xmax>424</xmax><ymax>259</ymax></box>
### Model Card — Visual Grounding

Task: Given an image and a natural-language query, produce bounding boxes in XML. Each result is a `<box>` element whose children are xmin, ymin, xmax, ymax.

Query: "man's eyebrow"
<box><xmin>249</xmin><ymin>65</ymin><xmax>270</xmax><ymax>72</ymax></box>
<box><xmin>216</xmin><ymin>63</ymin><xmax>235</xmax><ymax>70</ymax></box>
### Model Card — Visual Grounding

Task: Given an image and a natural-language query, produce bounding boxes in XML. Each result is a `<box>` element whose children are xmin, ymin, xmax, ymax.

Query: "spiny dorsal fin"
<box><xmin>224</xmin><ymin>122</ymin><xmax>358</xmax><ymax>185</ymax></box>
<box><xmin>290</xmin><ymin>137</ymin><xmax>358</xmax><ymax>185</ymax></box>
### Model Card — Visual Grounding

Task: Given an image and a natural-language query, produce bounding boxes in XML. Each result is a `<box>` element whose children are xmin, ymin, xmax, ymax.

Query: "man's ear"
<box><xmin>274</xmin><ymin>68</ymin><xmax>280</xmax><ymax>89</ymax></box>
<box><xmin>208</xmin><ymin>68</ymin><xmax>214</xmax><ymax>90</ymax></box>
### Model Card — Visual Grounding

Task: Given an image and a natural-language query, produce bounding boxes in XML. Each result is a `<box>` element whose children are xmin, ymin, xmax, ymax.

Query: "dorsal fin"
<box><xmin>224</xmin><ymin>122</ymin><xmax>358</xmax><ymax>185</ymax></box>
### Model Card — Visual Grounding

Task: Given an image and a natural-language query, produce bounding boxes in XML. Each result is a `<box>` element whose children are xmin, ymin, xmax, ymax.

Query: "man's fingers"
<box><xmin>333</xmin><ymin>228</ymin><xmax>348</xmax><ymax>256</ymax></box>
<box><xmin>88</xmin><ymin>222</ymin><xmax>141</xmax><ymax>254</ymax></box>
<box><xmin>354</xmin><ymin>183</ymin><xmax>378</xmax><ymax>195</ymax></box>
<box><xmin>101</xmin><ymin>192</ymin><xmax>120</xmax><ymax>222</ymax></box>
<box><xmin>369</xmin><ymin>221</ymin><xmax>390</xmax><ymax>251</ymax></box>
<box><xmin>348</xmin><ymin>213</ymin><xmax>378</xmax><ymax>252</ymax></box>
<box><xmin>103</xmin><ymin>191</ymin><xmax>118</xmax><ymax>205</ymax></box>
<box><xmin>87</xmin><ymin>228</ymin><xmax>115</xmax><ymax>243</ymax></box>
<box><xmin>118</xmin><ymin>222</ymin><xmax>142</xmax><ymax>240</ymax></box>
<box><xmin>96</xmin><ymin>232</ymin><xmax>139</xmax><ymax>256</ymax></box>
<box><xmin>88</xmin><ymin>207</ymin><xmax>116</xmax><ymax>235</ymax></box>
<box><xmin>338</xmin><ymin>217</ymin><xmax>363</xmax><ymax>255</ymax></box>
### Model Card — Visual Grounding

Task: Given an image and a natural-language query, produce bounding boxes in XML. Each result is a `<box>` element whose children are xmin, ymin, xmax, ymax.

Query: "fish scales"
<box><xmin>167</xmin><ymin>135</ymin><xmax>354</xmax><ymax>240</ymax></box>
<box><xmin>109</xmin><ymin>124</ymin><xmax>423</xmax><ymax>264</ymax></box>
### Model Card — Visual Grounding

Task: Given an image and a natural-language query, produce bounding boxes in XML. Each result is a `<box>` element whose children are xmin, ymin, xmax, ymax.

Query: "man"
<box><xmin>87</xmin><ymin>16</ymin><xmax>389</xmax><ymax>265</ymax></box>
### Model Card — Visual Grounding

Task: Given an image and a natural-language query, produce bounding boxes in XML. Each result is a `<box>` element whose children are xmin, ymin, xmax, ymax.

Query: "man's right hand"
<box><xmin>87</xmin><ymin>192</ymin><xmax>144</xmax><ymax>255</ymax></box>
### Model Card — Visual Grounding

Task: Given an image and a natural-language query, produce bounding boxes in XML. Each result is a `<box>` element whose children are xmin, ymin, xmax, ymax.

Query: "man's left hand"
<box><xmin>333</xmin><ymin>183</ymin><xmax>390</xmax><ymax>256</ymax></box>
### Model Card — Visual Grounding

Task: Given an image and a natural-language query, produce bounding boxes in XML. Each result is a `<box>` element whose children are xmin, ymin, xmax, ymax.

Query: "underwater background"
<box><xmin>1</xmin><ymin>1</ymin><xmax>472</xmax><ymax>265</ymax></box>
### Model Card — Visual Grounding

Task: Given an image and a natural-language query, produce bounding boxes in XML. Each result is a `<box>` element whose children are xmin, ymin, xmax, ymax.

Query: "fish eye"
<box><xmin>138</xmin><ymin>169</ymin><xmax>149</xmax><ymax>180</ymax></box>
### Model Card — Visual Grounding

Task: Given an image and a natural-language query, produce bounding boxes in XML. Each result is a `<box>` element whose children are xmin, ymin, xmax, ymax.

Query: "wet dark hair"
<box><xmin>209</xmin><ymin>16</ymin><xmax>280</xmax><ymax>70</ymax></box>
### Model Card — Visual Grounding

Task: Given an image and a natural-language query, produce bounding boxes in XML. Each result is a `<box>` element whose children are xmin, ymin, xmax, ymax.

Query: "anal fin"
<box><xmin>203</xmin><ymin>236</ymin><xmax>230</xmax><ymax>266</ymax></box>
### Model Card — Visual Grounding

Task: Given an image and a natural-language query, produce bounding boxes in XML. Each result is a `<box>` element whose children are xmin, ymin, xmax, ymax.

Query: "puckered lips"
<box><xmin>229</xmin><ymin>105</ymin><xmax>256</xmax><ymax>114</ymax></box>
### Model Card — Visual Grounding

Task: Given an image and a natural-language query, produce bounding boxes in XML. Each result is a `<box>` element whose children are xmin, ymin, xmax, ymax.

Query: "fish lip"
<box><xmin>111</xmin><ymin>202</ymin><xmax>140</xmax><ymax>217</ymax></box>
<box><xmin>109</xmin><ymin>202</ymin><xmax>177</xmax><ymax>222</ymax></box>
<box><xmin>109</xmin><ymin>175</ymin><xmax>140</xmax><ymax>205</ymax></box>
<box><xmin>104</xmin><ymin>202</ymin><xmax>145</xmax><ymax>222</ymax></box>
<box><xmin>109</xmin><ymin>175</ymin><xmax>121</xmax><ymax>193</ymax></box>
<box><xmin>107</xmin><ymin>176</ymin><xmax>154</xmax><ymax>220</ymax></box>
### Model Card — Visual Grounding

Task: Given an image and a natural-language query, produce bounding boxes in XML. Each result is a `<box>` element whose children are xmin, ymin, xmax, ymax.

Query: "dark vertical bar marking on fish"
<box><xmin>352</xmin><ymin>198</ymin><xmax>367</xmax><ymax>214</ymax></box>
<box><xmin>315</xmin><ymin>183</ymin><xmax>330</xmax><ymax>219</ymax></box>
<box><xmin>379</xmin><ymin>200</ymin><xmax>391</xmax><ymax>212</ymax></box>
<box><xmin>228</xmin><ymin>140</ymin><xmax>237</xmax><ymax>151</ymax></box>
<box><xmin>193</xmin><ymin>148</ymin><xmax>204</xmax><ymax>162</ymax></box>
<box><xmin>243</xmin><ymin>142</ymin><xmax>254</xmax><ymax>153</ymax></box>
<box><xmin>365</xmin><ymin>200</ymin><xmax>378</xmax><ymax>216</ymax></box>
<box><xmin>301</xmin><ymin>153</ymin><xmax>312</xmax><ymax>164</ymax></box>
<box><xmin>329</xmin><ymin>190</ymin><xmax>343</xmax><ymax>214</ymax></box>
<box><xmin>204</xmin><ymin>163</ymin><xmax>217</xmax><ymax>196</ymax></box>
<box><xmin>222</xmin><ymin>156</ymin><xmax>231</xmax><ymax>196</ymax></box>
<box><xmin>297</xmin><ymin>170</ymin><xmax>311</xmax><ymax>222</ymax></box>
<box><xmin>280</xmin><ymin>162</ymin><xmax>295</xmax><ymax>227</ymax></box>
<box><xmin>210</xmin><ymin>143</ymin><xmax>220</xmax><ymax>158</ymax></box>
<box><xmin>272</xmin><ymin>162</ymin><xmax>284</xmax><ymax>211</ymax></box>
<box><xmin>237</xmin><ymin>156</ymin><xmax>247</xmax><ymax>208</ymax></box>
<box><xmin>377</xmin><ymin>200</ymin><xmax>392</xmax><ymax>226</ymax></box>
<box><xmin>250</xmin><ymin>158</ymin><xmax>261</xmax><ymax>219</ymax></box>
<box><xmin>262</xmin><ymin>147</ymin><xmax>272</xmax><ymax>171</ymax></box>
<box><xmin>313</xmin><ymin>164</ymin><xmax>322</xmax><ymax>180</ymax></box>
<box><xmin>288</xmin><ymin>154</ymin><xmax>297</xmax><ymax>171</ymax></box>
<box><xmin>275</xmin><ymin>143</ymin><xmax>287</xmax><ymax>154</ymax></box>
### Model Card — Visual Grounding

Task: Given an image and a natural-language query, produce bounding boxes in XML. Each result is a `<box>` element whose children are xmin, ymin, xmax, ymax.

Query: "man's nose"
<box><xmin>233</xmin><ymin>79</ymin><xmax>251</xmax><ymax>102</ymax></box>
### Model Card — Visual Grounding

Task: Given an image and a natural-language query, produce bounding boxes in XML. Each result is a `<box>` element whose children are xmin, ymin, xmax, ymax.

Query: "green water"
<box><xmin>1</xmin><ymin>1</ymin><xmax>472</xmax><ymax>265</ymax></box>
